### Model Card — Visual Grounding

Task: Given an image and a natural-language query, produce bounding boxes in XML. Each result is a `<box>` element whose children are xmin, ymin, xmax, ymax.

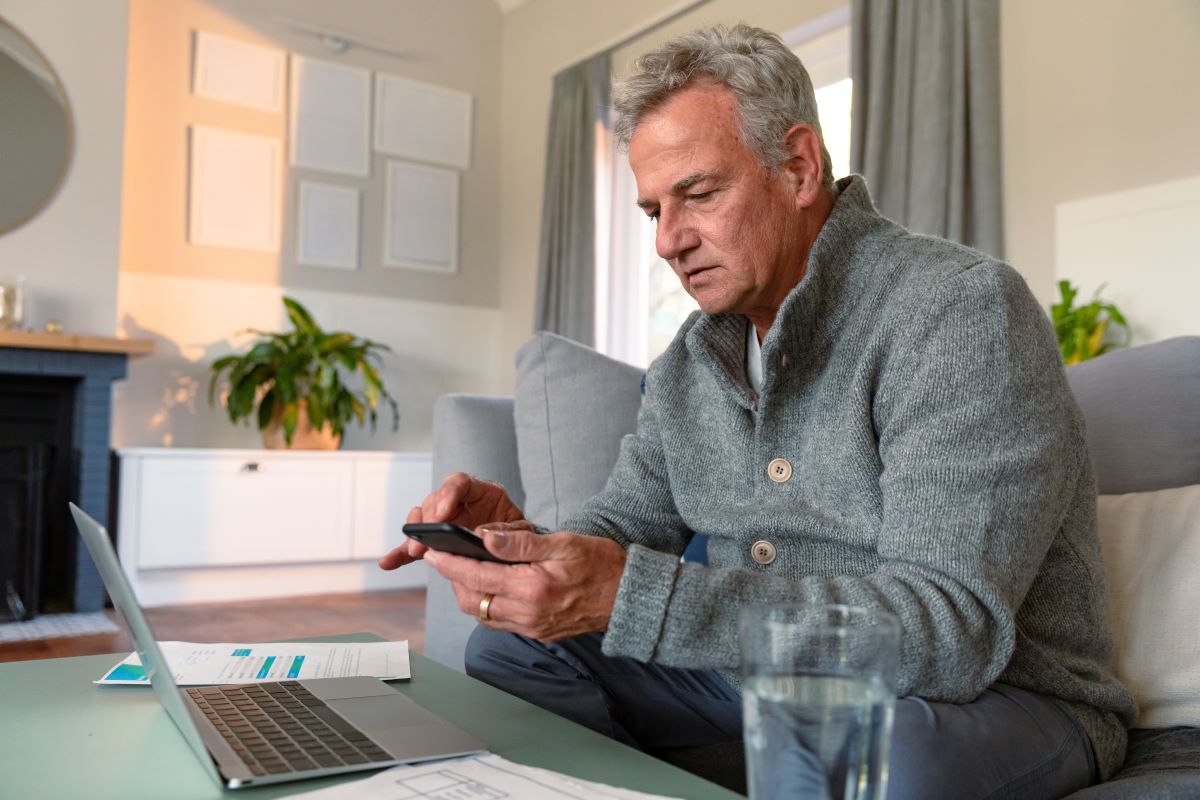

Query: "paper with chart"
<box><xmin>281</xmin><ymin>753</ymin><xmax>686</xmax><ymax>800</ymax></box>
<box><xmin>95</xmin><ymin>641</ymin><xmax>410</xmax><ymax>685</ymax></box>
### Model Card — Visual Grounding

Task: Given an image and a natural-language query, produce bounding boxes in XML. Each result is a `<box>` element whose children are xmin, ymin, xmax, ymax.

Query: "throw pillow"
<box><xmin>1097</xmin><ymin>483</ymin><xmax>1200</xmax><ymax>728</ymax></box>
<box><xmin>1065</xmin><ymin>336</ymin><xmax>1200</xmax><ymax>494</ymax></box>
<box><xmin>513</xmin><ymin>332</ymin><xmax>644</xmax><ymax>530</ymax></box>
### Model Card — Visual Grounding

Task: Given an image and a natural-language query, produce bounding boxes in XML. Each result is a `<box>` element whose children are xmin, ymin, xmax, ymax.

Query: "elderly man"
<box><xmin>381</xmin><ymin>24</ymin><xmax>1134</xmax><ymax>798</ymax></box>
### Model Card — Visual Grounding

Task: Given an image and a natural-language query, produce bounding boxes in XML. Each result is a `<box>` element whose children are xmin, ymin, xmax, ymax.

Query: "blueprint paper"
<box><xmin>95</xmin><ymin>641</ymin><xmax>410</xmax><ymax>685</ymax></box>
<box><xmin>281</xmin><ymin>753</ymin><xmax>686</xmax><ymax>800</ymax></box>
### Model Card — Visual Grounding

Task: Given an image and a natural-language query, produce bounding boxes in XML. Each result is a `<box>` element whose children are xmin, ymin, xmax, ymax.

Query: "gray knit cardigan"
<box><xmin>564</xmin><ymin>176</ymin><xmax>1136</xmax><ymax>779</ymax></box>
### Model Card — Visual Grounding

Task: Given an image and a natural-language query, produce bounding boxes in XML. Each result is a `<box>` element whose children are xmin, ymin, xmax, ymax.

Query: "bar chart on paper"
<box><xmin>95</xmin><ymin>641</ymin><xmax>411</xmax><ymax>685</ymax></box>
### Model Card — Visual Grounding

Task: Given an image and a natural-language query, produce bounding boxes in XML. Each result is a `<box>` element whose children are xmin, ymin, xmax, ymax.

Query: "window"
<box><xmin>597</xmin><ymin>11</ymin><xmax>852</xmax><ymax>367</ymax></box>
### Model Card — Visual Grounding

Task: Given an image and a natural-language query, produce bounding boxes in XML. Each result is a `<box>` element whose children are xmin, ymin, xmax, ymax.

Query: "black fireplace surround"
<box><xmin>0</xmin><ymin>346</ymin><xmax>127</xmax><ymax>620</ymax></box>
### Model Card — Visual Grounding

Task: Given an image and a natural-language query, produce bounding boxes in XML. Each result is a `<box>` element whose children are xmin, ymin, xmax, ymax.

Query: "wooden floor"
<box><xmin>0</xmin><ymin>588</ymin><xmax>426</xmax><ymax>664</ymax></box>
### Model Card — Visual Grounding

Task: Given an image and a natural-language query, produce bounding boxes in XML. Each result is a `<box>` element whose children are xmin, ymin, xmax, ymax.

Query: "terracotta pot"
<box><xmin>261</xmin><ymin>400</ymin><xmax>342</xmax><ymax>450</ymax></box>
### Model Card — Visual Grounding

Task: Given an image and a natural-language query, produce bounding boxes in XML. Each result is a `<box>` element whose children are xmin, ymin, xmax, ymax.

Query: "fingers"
<box><xmin>420</xmin><ymin>472</ymin><xmax>470</xmax><ymax>523</ymax></box>
<box><xmin>446</xmin><ymin>582</ymin><xmax>537</xmax><ymax>634</ymax></box>
<box><xmin>377</xmin><ymin>537</ymin><xmax>427</xmax><ymax>570</ymax></box>
<box><xmin>423</xmin><ymin>549</ymin><xmax>516</xmax><ymax>596</ymax></box>
<box><xmin>477</xmin><ymin>527</ymin><xmax>578</xmax><ymax>562</ymax></box>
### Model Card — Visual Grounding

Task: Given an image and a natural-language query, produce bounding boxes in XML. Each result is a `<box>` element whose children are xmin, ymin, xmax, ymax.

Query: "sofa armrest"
<box><xmin>425</xmin><ymin>394</ymin><xmax>523</xmax><ymax>672</ymax></box>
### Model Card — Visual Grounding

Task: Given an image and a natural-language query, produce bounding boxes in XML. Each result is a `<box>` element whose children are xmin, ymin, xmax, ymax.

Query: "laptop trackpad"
<box><xmin>330</xmin><ymin>695</ymin><xmax>486</xmax><ymax>761</ymax></box>
<box><xmin>330</xmin><ymin>694</ymin><xmax>442</xmax><ymax>731</ymax></box>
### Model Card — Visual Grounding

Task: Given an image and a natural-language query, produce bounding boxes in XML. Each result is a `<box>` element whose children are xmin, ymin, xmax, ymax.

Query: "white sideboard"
<box><xmin>116</xmin><ymin>448</ymin><xmax>431</xmax><ymax>606</ymax></box>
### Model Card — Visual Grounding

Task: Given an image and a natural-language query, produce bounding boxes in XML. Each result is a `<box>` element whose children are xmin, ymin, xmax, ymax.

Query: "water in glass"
<box><xmin>744</xmin><ymin>673</ymin><xmax>894</xmax><ymax>800</ymax></box>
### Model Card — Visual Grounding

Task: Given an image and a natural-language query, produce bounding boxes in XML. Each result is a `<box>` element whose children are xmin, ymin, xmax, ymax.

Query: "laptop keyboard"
<box><xmin>186</xmin><ymin>681</ymin><xmax>394</xmax><ymax>777</ymax></box>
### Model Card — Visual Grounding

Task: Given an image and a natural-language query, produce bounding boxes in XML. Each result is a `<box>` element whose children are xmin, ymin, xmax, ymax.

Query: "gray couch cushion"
<box><xmin>1065</xmin><ymin>337</ymin><xmax>1200</xmax><ymax>494</ymax></box>
<box><xmin>514</xmin><ymin>332</ymin><xmax>644</xmax><ymax>530</ymax></box>
<box><xmin>426</xmin><ymin>394</ymin><xmax>524</xmax><ymax>672</ymax></box>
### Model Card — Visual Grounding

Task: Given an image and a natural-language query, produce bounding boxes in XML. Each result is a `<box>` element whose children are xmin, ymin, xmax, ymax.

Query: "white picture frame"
<box><xmin>296</xmin><ymin>182</ymin><xmax>360</xmax><ymax>270</ymax></box>
<box><xmin>192</xmin><ymin>31</ymin><xmax>286</xmax><ymax>112</ymax></box>
<box><xmin>289</xmin><ymin>55</ymin><xmax>371</xmax><ymax>177</ymax></box>
<box><xmin>374</xmin><ymin>73</ymin><xmax>472</xmax><ymax>169</ymax></box>
<box><xmin>383</xmin><ymin>160</ymin><xmax>459</xmax><ymax>273</ymax></box>
<box><xmin>188</xmin><ymin>126</ymin><xmax>282</xmax><ymax>253</ymax></box>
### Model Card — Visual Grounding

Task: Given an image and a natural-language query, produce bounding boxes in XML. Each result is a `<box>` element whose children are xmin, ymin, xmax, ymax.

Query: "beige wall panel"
<box><xmin>1002</xmin><ymin>0</ymin><xmax>1200</xmax><ymax>303</ymax></box>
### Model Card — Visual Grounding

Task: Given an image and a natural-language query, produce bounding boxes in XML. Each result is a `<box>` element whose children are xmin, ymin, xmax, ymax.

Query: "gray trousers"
<box><xmin>466</xmin><ymin>627</ymin><xmax>1098</xmax><ymax>799</ymax></box>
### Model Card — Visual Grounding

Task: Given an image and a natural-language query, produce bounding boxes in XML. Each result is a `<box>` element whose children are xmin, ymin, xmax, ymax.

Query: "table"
<box><xmin>0</xmin><ymin>635</ymin><xmax>743</xmax><ymax>799</ymax></box>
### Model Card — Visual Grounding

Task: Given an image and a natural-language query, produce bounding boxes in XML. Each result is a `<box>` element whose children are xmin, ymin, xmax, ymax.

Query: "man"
<box><xmin>380</xmin><ymin>24</ymin><xmax>1134</xmax><ymax>798</ymax></box>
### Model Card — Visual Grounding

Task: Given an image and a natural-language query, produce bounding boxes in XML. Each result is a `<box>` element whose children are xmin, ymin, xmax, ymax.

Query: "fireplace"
<box><xmin>0</xmin><ymin>334</ymin><xmax>145</xmax><ymax>619</ymax></box>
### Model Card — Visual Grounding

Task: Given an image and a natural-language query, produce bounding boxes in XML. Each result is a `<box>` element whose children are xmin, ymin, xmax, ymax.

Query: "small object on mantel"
<box><xmin>44</xmin><ymin>320</ymin><xmax>63</xmax><ymax>334</ymax></box>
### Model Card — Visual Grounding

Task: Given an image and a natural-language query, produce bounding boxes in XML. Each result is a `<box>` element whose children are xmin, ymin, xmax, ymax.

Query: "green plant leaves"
<box><xmin>208</xmin><ymin>296</ymin><xmax>400</xmax><ymax>446</ymax></box>
<box><xmin>1051</xmin><ymin>281</ymin><xmax>1132</xmax><ymax>364</ymax></box>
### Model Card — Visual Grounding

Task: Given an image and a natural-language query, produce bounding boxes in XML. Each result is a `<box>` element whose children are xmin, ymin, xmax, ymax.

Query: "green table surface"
<box><xmin>0</xmin><ymin>634</ymin><xmax>743</xmax><ymax>799</ymax></box>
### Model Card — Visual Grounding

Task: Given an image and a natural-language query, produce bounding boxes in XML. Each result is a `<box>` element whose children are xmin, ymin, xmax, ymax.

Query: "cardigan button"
<box><xmin>767</xmin><ymin>458</ymin><xmax>793</xmax><ymax>483</ymax></box>
<box><xmin>751</xmin><ymin>540</ymin><xmax>777</xmax><ymax>565</ymax></box>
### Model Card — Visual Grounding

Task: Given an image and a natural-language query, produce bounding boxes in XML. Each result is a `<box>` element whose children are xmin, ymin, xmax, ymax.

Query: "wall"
<box><xmin>114</xmin><ymin>0</ymin><xmax>507</xmax><ymax>451</ymax></box>
<box><xmin>497</xmin><ymin>0</ymin><xmax>844</xmax><ymax>388</ymax></box>
<box><xmin>1002</xmin><ymin>0</ymin><xmax>1200</xmax><ymax>304</ymax></box>
<box><xmin>0</xmin><ymin>0</ymin><xmax>128</xmax><ymax>334</ymax></box>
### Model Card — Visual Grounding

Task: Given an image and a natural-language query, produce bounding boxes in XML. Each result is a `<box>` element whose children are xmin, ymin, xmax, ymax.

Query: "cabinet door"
<box><xmin>136</xmin><ymin>456</ymin><xmax>354</xmax><ymax>568</ymax></box>
<box><xmin>352</xmin><ymin>457</ymin><xmax>432</xmax><ymax>560</ymax></box>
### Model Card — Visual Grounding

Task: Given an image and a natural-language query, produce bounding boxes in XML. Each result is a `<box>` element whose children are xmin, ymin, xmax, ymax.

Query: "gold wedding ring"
<box><xmin>478</xmin><ymin>593</ymin><xmax>494</xmax><ymax>622</ymax></box>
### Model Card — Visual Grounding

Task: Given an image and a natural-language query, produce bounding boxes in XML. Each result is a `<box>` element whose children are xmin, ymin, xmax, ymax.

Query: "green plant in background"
<box><xmin>208</xmin><ymin>297</ymin><xmax>399</xmax><ymax>445</ymax></box>
<box><xmin>1050</xmin><ymin>280</ymin><xmax>1131</xmax><ymax>365</ymax></box>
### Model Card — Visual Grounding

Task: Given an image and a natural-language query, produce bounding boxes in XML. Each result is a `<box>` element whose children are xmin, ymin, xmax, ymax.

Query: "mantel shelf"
<box><xmin>0</xmin><ymin>329</ymin><xmax>154</xmax><ymax>357</ymax></box>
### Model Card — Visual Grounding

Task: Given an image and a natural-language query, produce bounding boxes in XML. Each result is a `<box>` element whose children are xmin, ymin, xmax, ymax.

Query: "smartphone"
<box><xmin>402</xmin><ymin>522</ymin><xmax>521</xmax><ymax>564</ymax></box>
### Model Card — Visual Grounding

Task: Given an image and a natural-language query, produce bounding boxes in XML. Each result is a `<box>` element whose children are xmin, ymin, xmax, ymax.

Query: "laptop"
<box><xmin>69</xmin><ymin>503</ymin><xmax>486</xmax><ymax>790</ymax></box>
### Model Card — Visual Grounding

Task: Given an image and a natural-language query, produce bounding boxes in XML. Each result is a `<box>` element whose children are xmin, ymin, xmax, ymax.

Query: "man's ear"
<box><xmin>780</xmin><ymin>123</ymin><xmax>825</xmax><ymax>208</ymax></box>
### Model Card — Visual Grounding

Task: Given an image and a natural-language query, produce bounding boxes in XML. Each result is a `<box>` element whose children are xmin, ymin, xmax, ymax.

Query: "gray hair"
<box><xmin>613</xmin><ymin>23</ymin><xmax>834</xmax><ymax>188</ymax></box>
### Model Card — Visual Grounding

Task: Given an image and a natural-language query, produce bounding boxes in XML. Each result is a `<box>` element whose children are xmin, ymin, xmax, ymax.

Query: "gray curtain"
<box><xmin>533</xmin><ymin>52</ymin><xmax>611</xmax><ymax>345</ymax></box>
<box><xmin>850</xmin><ymin>0</ymin><xmax>1004</xmax><ymax>257</ymax></box>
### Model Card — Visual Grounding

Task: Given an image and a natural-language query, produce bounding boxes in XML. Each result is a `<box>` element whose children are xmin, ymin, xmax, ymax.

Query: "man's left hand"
<box><xmin>423</xmin><ymin>524</ymin><xmax>627</xmax><ymax>642</ymax></box>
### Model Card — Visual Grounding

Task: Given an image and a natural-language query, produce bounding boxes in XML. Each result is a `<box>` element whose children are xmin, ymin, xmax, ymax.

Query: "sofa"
<box><xmin>423</xmin><ymin>331</ymin><xmax>1200</xmax><ymax>798</ymax></box>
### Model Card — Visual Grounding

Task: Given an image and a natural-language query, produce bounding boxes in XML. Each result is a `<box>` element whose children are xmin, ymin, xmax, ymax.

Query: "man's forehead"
<box><xmin>628</xmin><ymin>83</ymin><xmax>744</xmax><ymax>196</ymax></box>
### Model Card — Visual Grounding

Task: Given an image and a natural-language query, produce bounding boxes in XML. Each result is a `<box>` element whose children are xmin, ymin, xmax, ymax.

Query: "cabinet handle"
<box><xmin>240</xmin><ymin>462</ymin><xmax>263</xmax><ymax>473</ymax></box>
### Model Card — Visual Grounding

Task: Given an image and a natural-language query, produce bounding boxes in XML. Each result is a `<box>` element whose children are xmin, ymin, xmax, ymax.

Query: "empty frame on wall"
<box><xmin>374</xmin><ymin>74</ymin><xmax>472</xmax><ymax>170</ymax></box>
<box><xmin>297</xmin><ymin>182</ymin><xmax>360</xmax><ymax>270</ymax></box>
<box><xmin>192</xmin><ymin>31</ymin><xmax>286</xmax><ymax>112</ymax></box>
<box><xmin>188</xmin><ymin>126</ymin><xmax>282</xmax><ymax>253</ymax></box>
<box><xmin>289</xmin><ymin>55</ymin><xmax>371</xmax><ymax>176</ymax></box>
<box><xmin>383</xmin><ymin>161</ymin><xmax>458</xmax><ymax>273</ymax></box>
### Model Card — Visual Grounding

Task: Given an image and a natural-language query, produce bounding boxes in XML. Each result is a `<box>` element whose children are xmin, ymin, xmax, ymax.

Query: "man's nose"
<box><xmin>655</xmin><ymin>209</ymin><xmax>699</xmax><ymax>261</ymax></box>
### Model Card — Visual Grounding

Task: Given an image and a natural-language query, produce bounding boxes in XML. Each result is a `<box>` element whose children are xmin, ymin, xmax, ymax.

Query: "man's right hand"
<box><xmin>377</xmin><ymin>472</ymin><xmax>527</xmax><ymax>570</ymax></box>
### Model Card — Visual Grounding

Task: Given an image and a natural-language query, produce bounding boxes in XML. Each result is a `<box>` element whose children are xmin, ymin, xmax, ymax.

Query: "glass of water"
<box><xmin>740</xmin><ymin>604</ymin><xmax>901</xmax><ymax>800</ymax></box>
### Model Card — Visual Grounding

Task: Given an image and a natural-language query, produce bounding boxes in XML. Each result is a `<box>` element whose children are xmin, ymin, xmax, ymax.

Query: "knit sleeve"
<box><xmin>596</xmin><ymin>261</ymin><xmax>1088</xmax><ymax>702</ymax></box>
<box><xmin>561</xmin><ymin>373</ymin><xmax>695</xmax><ymax>557</ymax></box>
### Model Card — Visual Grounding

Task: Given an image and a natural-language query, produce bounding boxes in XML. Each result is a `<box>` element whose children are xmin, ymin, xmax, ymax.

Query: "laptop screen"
<box><xmin>70</xmin><ymin>503</ymin><xmax>223</xmax><ymax>785</ymax></box>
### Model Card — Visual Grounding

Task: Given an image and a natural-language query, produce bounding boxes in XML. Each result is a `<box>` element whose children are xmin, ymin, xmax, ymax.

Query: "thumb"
<box><xmin>478</xmin><ymin>525</ymin><xmax>561</xmax><ymax>562</ymax></box>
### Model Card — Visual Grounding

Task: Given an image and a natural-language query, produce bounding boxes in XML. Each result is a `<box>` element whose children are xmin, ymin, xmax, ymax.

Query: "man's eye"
<box><xmin>688</xmin><ymin>191</ymin><xmax>714</xmax><ymax>202</ymax></box>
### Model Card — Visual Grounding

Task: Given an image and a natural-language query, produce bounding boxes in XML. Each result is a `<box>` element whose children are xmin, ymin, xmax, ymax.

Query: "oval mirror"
<box><xmin>0</xmin><ymin>17</ymin><xmax>73</xmax><ymax>235</ymax></box>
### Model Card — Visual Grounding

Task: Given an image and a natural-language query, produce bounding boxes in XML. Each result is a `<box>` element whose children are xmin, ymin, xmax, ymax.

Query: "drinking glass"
<box><xmin>741</xmin><ymin>604</ymin><xmax>901</xmax><ymax>800</ymax></box>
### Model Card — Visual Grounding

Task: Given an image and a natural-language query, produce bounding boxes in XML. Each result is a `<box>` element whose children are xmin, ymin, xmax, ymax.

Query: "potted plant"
<box><xmin>208</xmin><ymin>297</ymin><xmax>399</xmax><ymax>449</ymax></box>
<box><xmin>1050</xmin><ymin>280</ymin><xmax>1131</xmax><ymax>365</ymax></box>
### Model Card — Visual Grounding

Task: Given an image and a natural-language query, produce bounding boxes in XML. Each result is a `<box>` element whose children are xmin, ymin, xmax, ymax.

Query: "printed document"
<box><xmin>281</xmin><ymin>753</ymin><xmax>686</xmax><ymax>800</ymax></box>
<box><xmin>96</xmin><ymin>641</ymin><xmax>411</xmax><ymax>685</ymax></box>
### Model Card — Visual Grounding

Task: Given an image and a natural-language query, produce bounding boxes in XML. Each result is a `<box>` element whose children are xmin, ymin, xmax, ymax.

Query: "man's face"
<box><xmin>628</xmin><ymin>82</ymin><xmax>810</xmax><ymax>322</ymax></box>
